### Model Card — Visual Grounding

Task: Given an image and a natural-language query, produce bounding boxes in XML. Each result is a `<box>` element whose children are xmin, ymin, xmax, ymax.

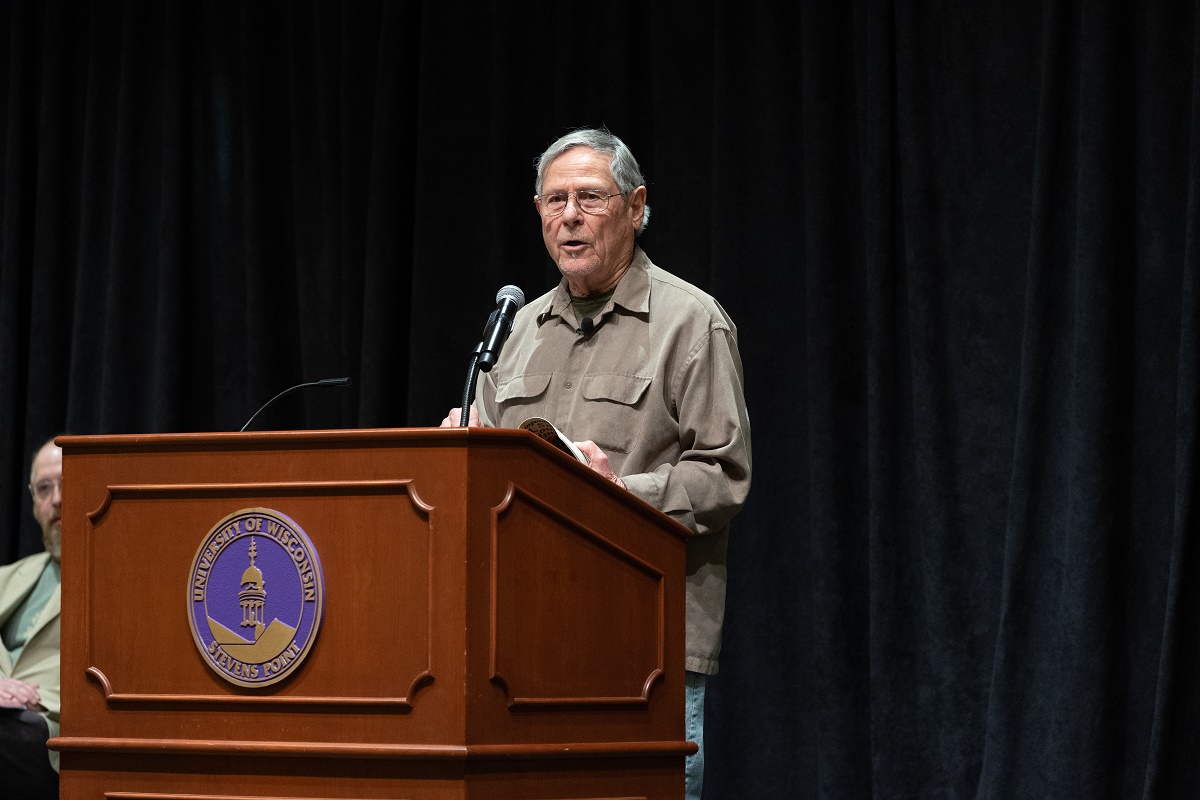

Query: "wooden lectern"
<box><xmin>50</xmin><ymin>428</ymin><xmax>692</xmax><ymax>799</ymax></box>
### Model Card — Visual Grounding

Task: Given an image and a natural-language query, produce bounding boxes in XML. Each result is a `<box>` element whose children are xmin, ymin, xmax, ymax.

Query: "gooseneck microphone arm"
<box><xmin>459</xmin><ymin>344</ymin><xmax>483</xmax><ymax>426</ymax></box>
<box><xmin>460</xmin><ymin>285</ymin><xmax>524</xmax><ymax>426</ymax></box>
<box><xmin>240</xmin><ymin>377</ymin><xmax>352</xmax><ymax>432</ymax></box>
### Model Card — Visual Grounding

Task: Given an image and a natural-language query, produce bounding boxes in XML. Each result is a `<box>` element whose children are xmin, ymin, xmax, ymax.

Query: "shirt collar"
<box><xmin>536</xmin><ymin>247</ymin><xmax>652</xmax><ymax>326</ymax></box>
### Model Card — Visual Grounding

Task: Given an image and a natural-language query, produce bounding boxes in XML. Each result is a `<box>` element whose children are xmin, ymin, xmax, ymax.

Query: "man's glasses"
<box><xmin>28</xmin><ymin>479</ymin><xmax>61</xmax><ymax>501</ymax></box>
<box><xmin>535</xmin><ymin>189</ymin><xmax>626</xmax><ymax>217</ymax></box>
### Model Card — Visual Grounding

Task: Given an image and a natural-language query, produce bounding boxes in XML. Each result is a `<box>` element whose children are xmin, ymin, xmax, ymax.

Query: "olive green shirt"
<box><xmin>476</xmin><ymin>247</ymin><xmax>752</xmax><ymax>674</ymax></box>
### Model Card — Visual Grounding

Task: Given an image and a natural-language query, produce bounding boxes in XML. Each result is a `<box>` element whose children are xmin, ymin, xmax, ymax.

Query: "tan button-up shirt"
<box><xmin>476</xmin><ymin>247</ymin><xmax>752</xmax><ymax>674</ymax></box>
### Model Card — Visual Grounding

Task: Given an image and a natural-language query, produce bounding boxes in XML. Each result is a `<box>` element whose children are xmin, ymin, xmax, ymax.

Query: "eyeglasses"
<box><xmin>535</xmin><ymin>189</ymin><xmax>626</xmax><ymax>217</ymax></box>
<box><xmin>28</xmin><ymin>479</ymin><xmax>61</xmax><ymax>502</ymax></box>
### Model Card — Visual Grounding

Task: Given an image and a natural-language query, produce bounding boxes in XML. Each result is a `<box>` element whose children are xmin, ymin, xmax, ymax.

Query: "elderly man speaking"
<box><xmin>443</xmin><ymin>127</ymin><xmax>751</xmax><ymax>798</ymax></box>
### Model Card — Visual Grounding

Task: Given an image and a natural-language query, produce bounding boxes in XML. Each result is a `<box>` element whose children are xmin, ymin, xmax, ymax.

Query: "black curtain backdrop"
<box><xmin>2</xmin><ymin>1</ymin><xmax>1198</xmax><ymax>797</ymax></box>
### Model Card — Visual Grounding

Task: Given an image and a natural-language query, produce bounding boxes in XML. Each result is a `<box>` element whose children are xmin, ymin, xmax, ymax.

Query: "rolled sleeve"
<box><xmin>623</xmin><ymin>326</ymin><xmax>751</xmax><ymax>536</ymax></box>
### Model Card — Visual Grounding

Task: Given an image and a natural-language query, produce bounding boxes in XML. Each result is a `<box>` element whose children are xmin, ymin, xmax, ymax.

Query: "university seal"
<box><xmin>187</xmin><ymin>508</ymin><xmax>325</xmax><ymax>687</ymax></box>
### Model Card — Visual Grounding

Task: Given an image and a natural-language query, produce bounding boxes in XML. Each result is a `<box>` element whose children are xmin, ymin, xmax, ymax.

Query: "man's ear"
<box><xmin>627</xmin><ymin>185</ymin><xmax>647</xmax><ymax>230</ymax></box>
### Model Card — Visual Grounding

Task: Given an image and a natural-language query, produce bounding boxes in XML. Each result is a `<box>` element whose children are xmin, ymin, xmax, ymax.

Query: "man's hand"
<box><xmin>439</xmin><ymin>406</ymin><xmax>480</xmax><ymax>427</ymax></box>
<box><xmin>0</xmin><ymin>676</ymin><xmax>42</xmax><ymax>710</ymax></box>
<box><xmin>574</xmin><ymin>441</ymin><xmax>627</xmax><ymax>490</ymax></box>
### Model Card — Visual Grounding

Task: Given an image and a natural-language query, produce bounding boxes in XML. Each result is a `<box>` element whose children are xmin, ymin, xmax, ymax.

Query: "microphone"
<box><xmin>240</xmin><ymin>377</ymin><xmax>352</xmax><ymax>432</ymax></box>
<box><xmin>458</xmin><ymin>285</ymin><xmax>525</xmax><ymax>426</ymax></box>
<box><xmin>579</xmin><ymin>315</ymin><xmax>607</xmax><ymax>339</ymax></box>
<box><xmin>477</xmin><ymin>285</ymin><xmax>525</xmax><ymax>372</ymax></box>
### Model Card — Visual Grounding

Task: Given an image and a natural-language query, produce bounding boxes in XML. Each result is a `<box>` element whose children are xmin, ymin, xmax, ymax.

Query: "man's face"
<box><xmin>537</xmin><ymin>147</ymin><xmax>646</xmax><ymax>296</ymax></box>
<box><xmin>29</xmin><ymin>441</ymin><xmax>63</xmax><ymax>563</ymax></box>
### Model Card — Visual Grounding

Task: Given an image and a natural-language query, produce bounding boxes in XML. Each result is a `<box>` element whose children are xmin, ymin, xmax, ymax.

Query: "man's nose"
<box><xmin>562</xmin><ymin>195</ymin><xmax>584</xmax><ymax>221</ymax></box>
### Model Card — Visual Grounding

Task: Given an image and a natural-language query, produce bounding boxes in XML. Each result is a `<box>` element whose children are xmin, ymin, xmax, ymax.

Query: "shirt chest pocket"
<box><xmin>494</xmin><ymin>373</ymin><xmax>553</xmax><ymax>406</ymax></box>
<box><xmin>577</xmin><ymin>373</ymin><xmax>654</xmax><ymax>454</ymax></box>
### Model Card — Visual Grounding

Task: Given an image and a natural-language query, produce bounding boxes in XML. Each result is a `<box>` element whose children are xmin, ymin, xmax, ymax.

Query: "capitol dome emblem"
<box><xmin>187</xmin><ymin>508</ymin><xmax>325</xmax><ymax>688</ymax></box>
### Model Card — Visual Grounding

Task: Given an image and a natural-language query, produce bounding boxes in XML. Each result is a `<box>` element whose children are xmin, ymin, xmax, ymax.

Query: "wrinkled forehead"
<box><xmin>543</xmin><ymin>147</ymin><xmax>617</xmax><ymax>189</ymax></box>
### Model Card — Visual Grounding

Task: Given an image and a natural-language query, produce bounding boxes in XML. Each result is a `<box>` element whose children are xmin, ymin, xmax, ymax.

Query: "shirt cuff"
<box><xmin>620</xmin><ymin>471</ymin><xmax>666</xmax><ymax>511</ymax></box>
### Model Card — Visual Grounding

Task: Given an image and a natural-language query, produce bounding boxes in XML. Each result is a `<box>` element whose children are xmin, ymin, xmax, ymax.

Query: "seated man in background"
<box><xmin>0</xmin><ymin>437</ymin><xmax>63</xmax><ymax>799</ymax></box>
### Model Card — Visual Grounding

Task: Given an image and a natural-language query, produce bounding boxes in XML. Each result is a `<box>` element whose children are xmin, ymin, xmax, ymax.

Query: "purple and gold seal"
<box><xmin>187</xmin><ymin>508</ymin><xmax>325</xmax><ymax>688</ymax></box>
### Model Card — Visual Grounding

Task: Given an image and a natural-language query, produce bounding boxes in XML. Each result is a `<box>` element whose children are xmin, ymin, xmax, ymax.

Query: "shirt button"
<box><xmin>565</xmin><ymin>381</ymin><xmax>573</xmax><ymax>389</ymax></box>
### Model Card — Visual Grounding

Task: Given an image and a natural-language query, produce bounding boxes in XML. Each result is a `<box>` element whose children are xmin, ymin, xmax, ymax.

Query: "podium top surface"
<box><xmin>58</xmin><ymin>426</ymin><xmax>504</xmax><ymax>450</ymax></box>
<box><xmin>57</xmin><ymin>427</ymin><xmax>692</xmax><ymax>541</ymax></box>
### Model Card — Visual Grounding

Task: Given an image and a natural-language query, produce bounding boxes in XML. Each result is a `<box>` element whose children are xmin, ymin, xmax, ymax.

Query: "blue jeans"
<box><xmin>685</xmin><ymin>671</ymin><xmax>706</xmax><ymax>800</ymax></box>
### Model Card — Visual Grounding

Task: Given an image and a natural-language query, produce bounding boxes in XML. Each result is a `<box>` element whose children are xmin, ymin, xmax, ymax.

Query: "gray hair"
<box><xmin>534</xmin><ymin>127</ymin><xmax>651</xmax><ymax>234</ymax></box>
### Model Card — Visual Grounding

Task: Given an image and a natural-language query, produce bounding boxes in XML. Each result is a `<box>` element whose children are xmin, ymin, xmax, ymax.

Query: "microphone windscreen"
<box><xmin>496</xmin><ymin>284</ymin><xmax>525</xmax><ymax>310</ymax></box>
